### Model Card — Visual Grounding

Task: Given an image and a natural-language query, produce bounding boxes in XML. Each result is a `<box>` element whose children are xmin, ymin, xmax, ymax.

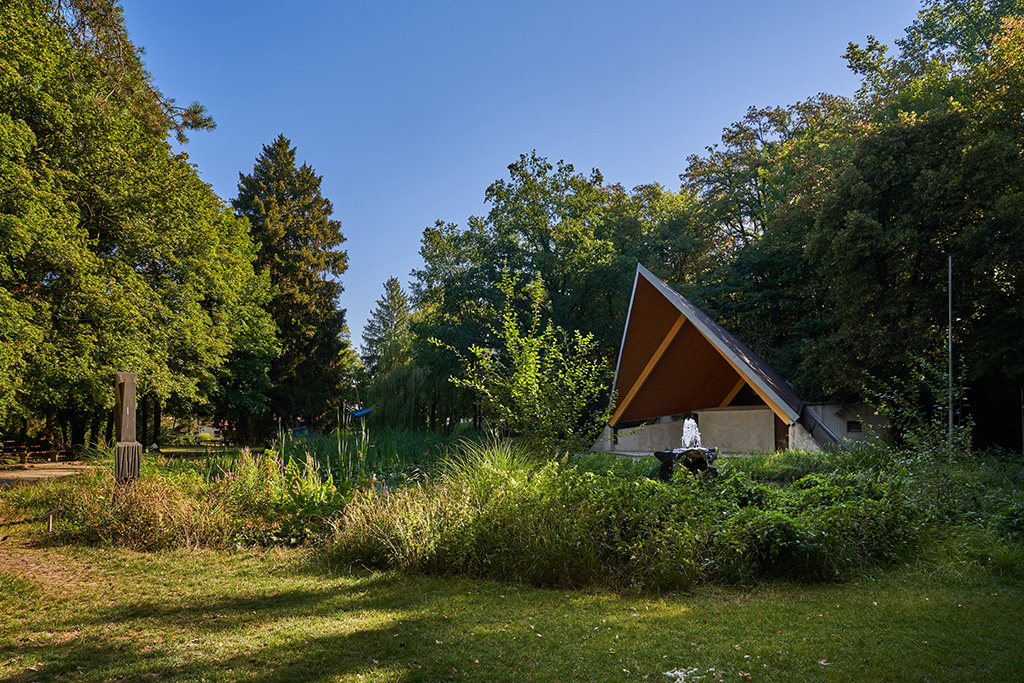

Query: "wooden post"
<box><xmin>114</xmin><ymin>372</ymin><xmax>142</xmax><ymax>484</ymax></box>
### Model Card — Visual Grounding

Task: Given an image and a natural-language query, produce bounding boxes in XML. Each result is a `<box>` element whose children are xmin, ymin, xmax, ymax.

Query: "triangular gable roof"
<box><xmin>609</xmin><ymin>265</ymin><xmax>839</xmax><ymax>447</ymax></box>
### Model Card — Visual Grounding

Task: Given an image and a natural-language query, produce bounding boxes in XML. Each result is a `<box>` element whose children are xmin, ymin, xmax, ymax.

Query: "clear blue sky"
<box><xmin>121</xmin><ymin>0</ymin><xmax>922</xmax><ymax>344</ymax></box>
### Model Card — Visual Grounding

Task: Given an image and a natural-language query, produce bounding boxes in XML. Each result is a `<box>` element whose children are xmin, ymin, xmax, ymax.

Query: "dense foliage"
<box><xmin>379</xmin><ymin>0</ymin><xmax>1024</xmax><ymax>450</ymax></box>
<box><xmin>233</xmin><ymin>135</ymin><xmax>356</xmax><ymax>432</ymax></box>
<box><xmin>1</xmin><ymin>2</ymin><xmax>358</xmax><ymax>446</ymax></box>
<box><xmin>360</xmin><ymin>277</ymin><xmax>426</xmax><ymax>428</ymax></box>
<box><xmin>327</xmin><ymin>438</ymin><xmax>1022</xmax><ymax>590</ymax></box>
<box><xmin>3</xmin><ymin>0</ymin><xmax>1023</xmax><ymax>452</ymax></box>
<box><xmin>440</xmin><ymin>272</ymin><xmax>612</xmax><ymax>456</ymax></box>
<box><xmin>0</xmin><ymin>0</ymin><xmax>275</xmax><ymax>445</ymax></box>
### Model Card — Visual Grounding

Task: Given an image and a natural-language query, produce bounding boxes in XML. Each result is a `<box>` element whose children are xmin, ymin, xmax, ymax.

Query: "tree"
<box><xmin>844</xmin><ymin>0</ymin><xmax>1024</xmax><ymax>115</ymax></box>
<box><xmin>360</xmin><ymin>277</ymin><xmax>431</xmax><ymax>428</ymax></box>
<box><xmin>407</xmin><ymin>153</ymin><xmax>719</xmax><ymax>431</ymax></box>
<box><xmin>441</xmin><ymin>272</ymin><xmax>612</xmax><ymax>456</ymax></box>
<box><xmin>361</xmin><ymin>277</ymin><xmax>413</xmax><ymax>379</ymax></box>
<box><xmin>1</xmin><ymin>0</ymin><xmax>274</xmax><ymax>445</ymax></box>
<box><xmin>808</xmin><ymin>14</ymin><xmax>1024</xmax><ymax>447</ymax></box>
<box><xmin>682</xmin><ymin>94</ymin><xmax>860</xmax><ymax>398</ymax></box>
<box><xmin>233</xmin><ymin>135</ymin><xmax>354</xmax><ymax>428</ymax></box>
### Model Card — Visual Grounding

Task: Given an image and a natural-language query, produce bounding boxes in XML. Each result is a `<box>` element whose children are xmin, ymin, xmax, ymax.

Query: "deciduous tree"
<box><xmin>1</xmin><ymin>0</ymin><xmax>274</xmax><ymax>445</ymax></box>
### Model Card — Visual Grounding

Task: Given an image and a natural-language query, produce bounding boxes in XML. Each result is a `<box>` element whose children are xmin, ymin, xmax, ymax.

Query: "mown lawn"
<box><xmin>1</xmin><ymin>524</ymin><xmax>1021</xmax><ymax>683</ymax></box>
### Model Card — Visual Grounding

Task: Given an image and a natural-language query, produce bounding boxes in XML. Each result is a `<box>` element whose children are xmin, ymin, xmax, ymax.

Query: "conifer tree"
<box><xmin>361</xmin><ymin>277</ymin><xmax>412</xmax><ymax>379</ymax></box>
<box><xmin>361</xmin><ymin>277</ymin><xmax>429</xmax><ymax>427</ymax></box>
<box><xmin>233</xmin><ymin>135</ymin><xmax>353</xmax><ymax>427</ymax></box>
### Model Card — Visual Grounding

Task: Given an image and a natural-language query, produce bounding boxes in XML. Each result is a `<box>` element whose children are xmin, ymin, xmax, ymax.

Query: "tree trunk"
<box><xmin>59</xmin><ymin>414</ymin><xmax>70</xmax><ymax>448</ymax></box>
<box><xmin>89</xmin><ymin>411</ymin><xmax>102</xmax><ymax>449</ymax></box>
<box><xmin>70</xmin><ymin>413</ymin><xmax>87</xmax><ymax>452</ymax></box>
<box><xmin>44</xmin><ymin>408</ymin><xmax>56</xmax><ymax>444</ymax></box>
<box><xmin>139</xmin><ymin>393</ymin><xmax>149</xmax><ymax>446</ymax></box>
<box><xmin>105</xmin><ymin>410</ymin><xmax>114</xmax><ymax>445</ymax></box>
<box><xmin>152</xmin><ymin>394</ymin><xmax>162</xmax><ymax>445</ymax></box>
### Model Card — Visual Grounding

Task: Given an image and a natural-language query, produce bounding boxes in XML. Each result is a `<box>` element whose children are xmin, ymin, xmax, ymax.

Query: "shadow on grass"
<box><xmin>3</xmin><ymin>540</ymin><xmax>1023</xmax><ymax>682</ymax></box>
<box><xmin>0</xmin><ymin>574</ymin><xmax>463</xmax><ymax>682</ymax></box>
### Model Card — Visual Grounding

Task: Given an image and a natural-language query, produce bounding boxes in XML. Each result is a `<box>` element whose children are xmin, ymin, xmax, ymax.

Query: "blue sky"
<box><xmin>121</xmin><ymin>0</ymin><xmax>922</xmax><ymax>343</ymax></box>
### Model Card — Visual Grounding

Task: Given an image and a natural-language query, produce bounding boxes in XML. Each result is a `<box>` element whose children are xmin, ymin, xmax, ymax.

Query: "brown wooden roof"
<box><xmin>608</xmin><ymin>265</ymin><xmax>839</xmax><ymax>448</ymax></box>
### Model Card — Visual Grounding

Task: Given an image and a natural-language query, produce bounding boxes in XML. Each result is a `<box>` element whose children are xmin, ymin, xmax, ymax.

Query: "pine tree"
<box><xmin>233</xmin><ymin>135</ymin><xmax>353</xmax><ymax>427</ymax></box>
<box><xmin>361</xmin><ymin>277</ymin><xmax>430</xmax><ymax>427</ymax></box>
<box><xmin>361</xmin><ymin>277</ymin><xmax>412</xmax><ymax>379</ymax></box>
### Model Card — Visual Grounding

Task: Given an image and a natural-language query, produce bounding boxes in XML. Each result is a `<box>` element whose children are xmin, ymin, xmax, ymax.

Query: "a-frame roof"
<box><xmin>608</xmin><ymin>265</ymin><xmax>839</xmax><ymax>447</ymax></box>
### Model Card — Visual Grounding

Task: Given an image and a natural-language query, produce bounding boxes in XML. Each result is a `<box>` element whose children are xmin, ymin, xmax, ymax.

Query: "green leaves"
<box><xmin>443</xmin><ymin>271</ymin><xmax>611</xmax><ymax>457</ymax></box>
<box><xmin>233</xmin><ymin>135</ymin><xmax>353</xmax><ymax>428</ymax></box>
<box><xmin>0</xmin><ymin>1</ymin><xmax>273</xmax><ymax>439</ymax></box>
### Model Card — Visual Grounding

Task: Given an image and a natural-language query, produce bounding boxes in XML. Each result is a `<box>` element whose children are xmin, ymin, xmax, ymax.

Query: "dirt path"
<box><xmin>0</xmin><ymin>461</ymin><xmax>95</xmax><ymax>489</ymax></box>
<box><xmin>0</xmin><ymin>463</ymin><xmax>101</xmax><ymax>594</ymax></box>
<box><xmin>0</xmin><ymin>537</ymin><xmax>88</xmax><ymax>594</ymax></box>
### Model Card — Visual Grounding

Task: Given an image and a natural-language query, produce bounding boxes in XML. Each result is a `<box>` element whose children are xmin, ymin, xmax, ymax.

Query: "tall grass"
<box><xmin>724</xmin><ymin>444</ymin><xmax>895</xmax><ymax>483</ymax></box>
<box><xmin>326</xmin><ymin>439</ymin><xmax>920</xmax><ymax>590</ymax></box>
<box><xmin>5</xmin><ymin>447</ymin><xmax>345</xmax><ymax>549</ymax></box>
<box><xmin>7</xmin><ymin>426</ymin><xmax>1019</xmax><ymax>586</ymax></box>
<box><xmin>3</xmin><ymin>425</ymin><xmax>464</xmax><ymax>551</ymax></box>
<box><xmin>5</xmin><ymin>467</ymin><xmax>237</xmax><ymax>550</ymax></box>
<box><xmin>269</xmin><ymin>424</ymin><xmax>459</xmax><ymax>485</ymax></box>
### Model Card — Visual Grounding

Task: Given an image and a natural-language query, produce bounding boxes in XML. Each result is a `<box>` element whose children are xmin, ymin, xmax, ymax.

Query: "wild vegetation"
<box><xmin>1</xmin><ymin>0</ymin><xmax>1021</xmax><ymax>577</ymax></box>
<box><xmin>6</xmin><ymin>413</ymin><xmax>1021</xmax><ymax>589</ymax></box>
<box><xmin>3</xmin><ymin>0</ymin><xmax>1023</xmax><ymax>452</ymax></box>
<box><xmin>2</xmin><ymin>2</ymin><xmax>1023</xmax><ymax>680</ymax></box>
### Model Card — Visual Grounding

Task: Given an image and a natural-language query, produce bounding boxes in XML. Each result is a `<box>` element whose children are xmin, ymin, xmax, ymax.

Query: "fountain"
<box><xmin>681</xmin><ymin>417</ymin><xmax>701</xmax><ymax>449</ymax></box>
<box><xmin>654</xmin><ymin>418</ymin><xmax>718</xmax><ymax>480</ymax></box>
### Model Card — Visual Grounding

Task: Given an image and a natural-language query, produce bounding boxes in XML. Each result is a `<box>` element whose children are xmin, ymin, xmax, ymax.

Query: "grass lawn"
<box><xmin>2</xmin><ymin>521</ymin><xmax>1022</xmax><ymax>682</ymax></box>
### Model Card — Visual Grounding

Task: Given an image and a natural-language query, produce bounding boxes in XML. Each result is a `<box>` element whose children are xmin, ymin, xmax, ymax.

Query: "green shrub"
<box><xmin>327</xmin><ymin>441</ymin><xmax>922</xmax><ymax>590</ymax></box>
<box><xmin>997</xmin><ymin>502</ymin><xmax>1024</xmax><ymax>541</ymax></box>
<box><xmin>437</xmin><ymin>271</ymin><xmax>612</xmax><ymax>457</ymax></box>
<box><xmin>712</xmin><ymin>507</ymin><xmax>820</xmax><ymax>582</ymax></box>
<box><xmin>570</xmin><ymin>451</ymin><xmax>660</xmax><ymax>478</ymax></box>
<box><xmin>927</xmin><ymin>527</ymin><xmax>1024</xmax><ymax>580</ymax></box>
<box><xmin>733</xmin><ymin>450</ymin><xmax>838</xmax><ymax>483</ymax></box>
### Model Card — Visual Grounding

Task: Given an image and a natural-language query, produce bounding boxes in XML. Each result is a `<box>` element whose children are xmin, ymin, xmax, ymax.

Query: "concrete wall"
<box><xmin>596</xmin><ymin>419</ymin><xmax>684</xmax><ymax>453</ymax></box>
<box><xmin>804</xmin><ymin>403</ymin><xmax>890</xmax><ymax>444</ymax></box>
<box><xmin>592</xmin><ymin>425</ymin><xmax>615</xmax><ymax>453</ymax></box>
<box><xmin>694</xmin><ymin>406</ymin><xmax>775</xmax><ymax>454</ymax></box>
<box><xmin>789</xmin><ymin>421</ymin><xmax>822</xmax><ymax>452</ymax></box>
<box><xmin>595</xmin><ymin>405</ymin><xmax>851</xmax><ymax>454</ymax></box>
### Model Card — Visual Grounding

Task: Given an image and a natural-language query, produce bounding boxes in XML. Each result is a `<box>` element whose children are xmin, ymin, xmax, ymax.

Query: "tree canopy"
<box><xmin>400</xmin><ymin>2</ymin><xmax>1024</xmax><ymax>450</ymax></box>
<box><xmin>1</xmin><ymin>0</ymin><xmax>274</xmax><ymax>445</ymax></box>
<box><xmin>4</xmin><ymin>0</ymin><xmax>1022</xmax><ymax>451</ymax></box>
<box><xmin>233</xmin><ymin>135</ymin><xmax>355</xmax><ymax>429</ymax></box>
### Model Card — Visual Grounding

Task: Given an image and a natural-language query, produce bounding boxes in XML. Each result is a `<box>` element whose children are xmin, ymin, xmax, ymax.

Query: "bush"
<box><xmin>327</xmin><ymin>441</ymin><xmax>921</xmax><ymax>590</ymax></box>
<box><xmin>214</xmin><ymin>448</ymin><xmax>344</xmax><ymax>545</ymax></box>
<box><xmin>437</xmin><ymin>271</ymin><xmax>612</xmax><ymax>457</ymax></box>
<box><xmin>733</xmin><ymin>450</ymin><xmax>839</xmax><ymax>483</ymax></box>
